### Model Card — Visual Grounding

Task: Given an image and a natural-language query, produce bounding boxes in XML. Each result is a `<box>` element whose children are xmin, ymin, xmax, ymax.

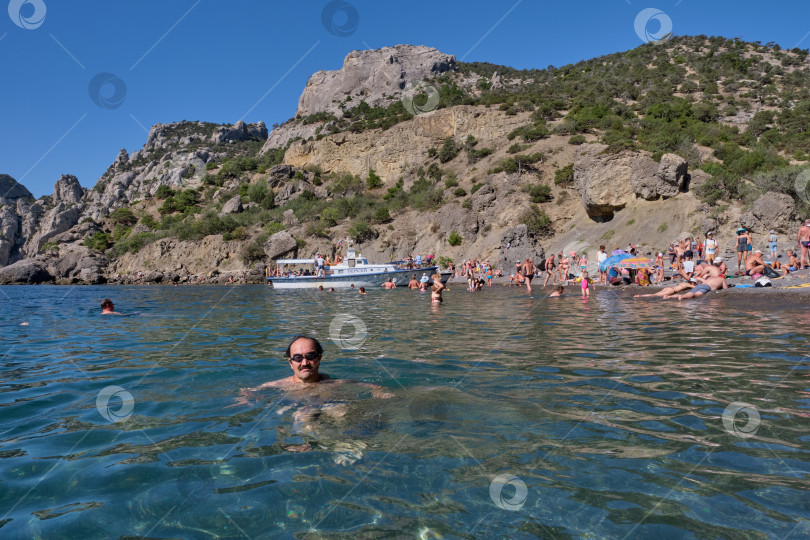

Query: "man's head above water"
<box><xmin>284</xmin><ymin>335</ymin><xmax>325</xmax><ymax>383</ymax></box>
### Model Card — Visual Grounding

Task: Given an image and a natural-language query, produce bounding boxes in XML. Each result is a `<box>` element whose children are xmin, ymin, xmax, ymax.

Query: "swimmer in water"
<box><xmin>431</xmin><ymin>274</ymin><xmax>445</xmax><ymax>303</ymax></box>
<box><xmin>549</xmin><ymin>285</ymin><xmax>564</xmax><ymax>297</ymax></box>
<box><xmin>101</xmin><ymin>299</ymin><xmax>122</xmax><ymax>315</ymax></box>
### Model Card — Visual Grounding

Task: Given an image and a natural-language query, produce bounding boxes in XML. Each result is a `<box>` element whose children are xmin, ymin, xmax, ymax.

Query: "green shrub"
<box><xmin>330</xmin><ymin>172</ymin><xmax>364</xmax><ymax>196</ymax></box>
<box><xmin>109</xmin><ymin>207</ymin><xmax>137</xmax><ymax>225</ymax></box>
<box><xmin>453</xmin><ymin>187</ymin><xmax>467</xmax><ymax>197</ymax></box>
<box><xmin>568</xmin><ymin>134</ymin><xmax>587</xmax><ymax>145</ymax></box>
<box><xmin>444</xmin><ymin>176</ymin><xmax>459</xmax><ymax>188</ymax></box>
<box><xmin>348</xmin><ymin>221</ymin><xmax>377</xmax><ymax>243</ymax></box>
<box><xmin>321</xmin><ymin>206</ymin><xmax>341</xmax><ymax>227</ymax></box>
<box><xmin>554</xmin><ymin>164</ymin><xmax>575</xmax><ymax>186</ymax></box>
<box><xmin>112</xmin><ymin>223</ymin><xmax>131</xmax><ymax>241</ymax></box>
<box><xmin>528</xmin><ymin>184</ymin><xmax>552</xmax><ymax>203</ymax></box>
<box><xmin>520</xmin><ymin>205</ymin><xmax>553</xmax><ymax>236</ymax></box>
<box><xmin>366</xmin><ymin>169</ymin><xmax>383</xmax><ymax>189</ymax></box>
<box><xmin>156</xmin><ymin>185</ymin><xmax>174</xmax><ymax>199</ymax></box>
<box><xmin>438</xmin><ymin>137</ymin><xmax>459</xmax><ymax>163</ymax></box>
<box><xmin>223</xmin><ymin>226</ymin><xmax>246</xmax><ymax>241</ymax></box>
<box><xmin>240</xmin><ymin>239</ymin><xmax>266</xmax><ymax>265</ymax></box>
<box><xmin>507</xmin><ymin>143</ymin><xmax>529</xmax><ymax>154</ymax></box>
<box><xmin>448</xmin><ymin>230</ymin><xmax>462</xmax><ymax>246</ymax></box>
<box><xmin>373</xmin><ymin>206</ymin><xmax>391</xmax><ymax>223</ymax></box>
<box><xmin>83</xmin><ymin>232</ymin><xmax>112</xmax><ymax>251</ymax></box>
<box><xmin>470</xmin><ymin>182</ymin><xmax>485</xmax><ymax>195</ymax></box>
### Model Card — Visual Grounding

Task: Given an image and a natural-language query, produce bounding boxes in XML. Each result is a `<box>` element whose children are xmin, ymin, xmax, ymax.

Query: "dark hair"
<box><xmin>359</xmin><ymin>287</ymin><xmax>365</xmax><ymax>292</ymax></box>
<box><xmin>285</xmin><ymin>335</ymin><xmax>323</xmax><ymax>358</ymax></box>
<box><xmin>101</xmin><ymin>299</ymin><xmax>113</xmax><ymax>309</ymax></box>
<box><xmin>556</xmin><ymin>285</ymin><xmax>564</xmax><ymax>293</ymax></box>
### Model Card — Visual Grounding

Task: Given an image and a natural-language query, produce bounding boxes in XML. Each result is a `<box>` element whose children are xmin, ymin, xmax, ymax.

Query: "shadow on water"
<box><xmin>0</xmin><ymin>285</ymin><xmax>809</xmax><ymax>538</ymax></box>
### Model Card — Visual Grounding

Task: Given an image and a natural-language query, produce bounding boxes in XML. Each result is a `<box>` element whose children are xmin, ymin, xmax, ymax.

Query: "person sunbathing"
<box><xmin>634</xmin><ymin>281</ymin><xmax>695</xmax><ymax>299</ymax></box>
<box><xmin>676</xmin><ymin>274</ymin><xmax>728</xmax><ymax>300</ymax></box>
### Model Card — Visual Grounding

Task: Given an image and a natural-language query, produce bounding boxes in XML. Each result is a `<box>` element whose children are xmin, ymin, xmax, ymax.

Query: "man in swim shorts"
<box><xmin>543</xmin><ymin>254</ymin><xmax>556</xmax><ymax>286</ymax></box>
<box><xmin>521</xmin><ymin>258</ymin><xmax>534</xmax><ymax>292</ymax></box>
<box><xmin>798</xmin><ymin>219</ymin><xmax>810</xmax><ymax>269</ymax></box>
<box><xmin>381</xmin><ymin>278</ymin><xmax>397</xmax><ymax>289</ymax></box>
<box><xmin>744</xmin><ymin>250</ymin><xmax>766</xmax><ymax>276</ymax></box>
<box><xmin>677</xmin><ymin>274</ymin><xmax>728</xmax><ymax>300</ymax></box>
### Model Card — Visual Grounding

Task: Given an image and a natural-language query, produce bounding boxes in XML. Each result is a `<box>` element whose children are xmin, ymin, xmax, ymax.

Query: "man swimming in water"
<box><xmin>408</xmin><ymin>275</ymin><xmax>419</xmax><ymax>289</ymax></box>
<box><xmin>382</xmin><ymin>277</ymin><xmax>397</xmax><ymax>289</ymax></box>
<box><xmin>101</xmin><ymin>299</ymin><xmax>122</xmax><ymax>315</ymax></box>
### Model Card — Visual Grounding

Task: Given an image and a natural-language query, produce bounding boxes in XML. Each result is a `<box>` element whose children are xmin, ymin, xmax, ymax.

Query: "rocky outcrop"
<box><xmin>740</xmin><ymin>191</ymin><xmax>796</xmax><ymax>233</ymax></box>
<box><xmin>0</xmin><ymin>257</ymin><xmax>52</xmax><ymax>284</ymax></box>
<box><xmin>500</xmin><ymin>225</ymin><xmax>545</xmax><ymax>266</ymax></box>
<box><xmin>0</xmin><ymin>174</ymin><xmax>33</xmax><ymax>205</ymax></box>
<box><xmin>296</xmin><ymin>45</ymin><xmax>456</xmax><ymax>118</ymax></box>
<box><xmin>263</xmin><ymin>230</ymin><xmax>298</xmax><ymax>260</ymax></box>
<box><xmin>576</xmin><ymin>144</ymin><xmax>637</xmax><ymax>220</ymax></box>
<box><xmin>470</xmin><ymin>184</ymin><xmax>497</xmax><ymax>211</ymax></box>
<box><xmin>0</xmin><ymin>205</ymin><xmax>19</xmax><ymax>266</ymax></box>
<box><xmin>53</xmin><ymin>174</ymin><xmax>84</xmax><ymax>206</ymax></box>
<box><xmin>274</xmin><ymin>180</ymin><xmax>325</xmax><ymax>207</ymax></box>
<box><xmin>657</xmin><ymin>153</ymin><xmax>688</xmax><ymax>197</ymax></box>
<box><xmin>24</xmin><ymin>205</ymin><xmax>79</xmax><ymax>257</ymax></box>
<box><xmin>211</xmin><ymin>121</ymin><xmax>268</xmax><ymax>144</ymax></box>
<box><xmin>266</xmin><ymin>164</ymin><xmax>300</xmax><ymax>187</ymax></box>
<box><xmin>220</xmin><ymin>195</ymin><xmax>243</xmax><ymax>215</ymax></box>
<box><xmin>576</xmin><ymin>144</ymin><xmax>690</xmax><ymax>220</ymax></box>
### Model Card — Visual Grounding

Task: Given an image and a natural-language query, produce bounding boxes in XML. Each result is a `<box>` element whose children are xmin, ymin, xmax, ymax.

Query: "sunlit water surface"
<box><xmin>0</xmin><ymin>284</ymin><xmax>808</xmax><ymax>539</ymax></box>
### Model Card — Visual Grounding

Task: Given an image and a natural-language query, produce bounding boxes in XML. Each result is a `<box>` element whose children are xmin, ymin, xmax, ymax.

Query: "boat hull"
<box><xmin>267</xmin><ymin>266</ymin><xmax>440</xmax><ymax>289</ymax></box>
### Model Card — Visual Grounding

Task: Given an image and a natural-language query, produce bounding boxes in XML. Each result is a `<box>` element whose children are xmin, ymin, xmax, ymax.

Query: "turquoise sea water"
<box><xmin>0</xmin><ymin>284</ymin><xmax>808</xmax><ymax>539</ymax></box>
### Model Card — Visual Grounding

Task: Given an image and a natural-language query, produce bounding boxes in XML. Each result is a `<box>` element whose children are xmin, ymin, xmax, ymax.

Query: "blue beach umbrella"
<box><xmin>599</xmin><ymin>253</ymin><xmax>633</xmax><ymax>271</ymax></box>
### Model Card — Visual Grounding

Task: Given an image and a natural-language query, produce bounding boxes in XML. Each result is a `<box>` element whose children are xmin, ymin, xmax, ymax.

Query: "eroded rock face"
<box><xmin>0</xmin><ymin>174</ymin><xmax>33</xmax><ymax>205</ymax></box>
<box><xmin>53</xmin><ymin>174</ymin><xmax>84</xmax><ymax>206</ymax></box>
<box><xmin>24</xmin><ymin>205</ymin><xmax>80</xmax><ymax>257</ymax></box>
<box><xmin>296</xmin><ymin>45</ymin><xmax>456</xmax><ymax>118</ymax></box>
<box><xmin>263</xmin><ymin>230</ymin><xmax>298</xmax><ymax>260</ymax></box>
<box><xmin>576</xmin><ymin>145</ymin><xmax>690</xmax><ymax>220</ymax></box>
<box><xmin>220</xmin><ymin>195</ymin><xmax>243</xmax><ymax>216</ymax></box>
<box><xmin>470</xmin><ymin>184</ymin><xmax>496</xmax><ymax>212</ymax></box>
<box><xmin>575</xmin><ymin>144</ymin><xmax>637</xmax><ymax>220</ymax></box>
<box><xmin>657</xmin><ymin>153</ymin><xmax>688</xmax><ymax>198</ymax></box>
<box><xmin>751</xmin><ymin>191</ymin><xmax>796</xmax><ymax>233</ymax></box>
<box><xmin>0</xmin><ymin>205</ymin><xmax>20</xmax><ymax>266</ymax></box>
<box><xmin>0</xmin><ymin>257</ymin><xmax>52</xmax><ymax>284</ymax></box>
<box><xmin>211</xmin><ymin>121</ymin><xmax>268</xmax><ymax>144</ymax></box>
<box><xmin>499</xmin><ymin>225</ymin><xmax>545</xmax><ymax>266</ymax></box>
<box><xmin>273</xmin><ymin>180</ymin><xmax>325</xmax><ymax>207</ymax></box>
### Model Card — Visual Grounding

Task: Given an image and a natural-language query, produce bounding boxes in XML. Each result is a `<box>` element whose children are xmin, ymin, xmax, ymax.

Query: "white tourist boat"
<box><xmin>266</xmin><ymin>241</ymin><xmax>445</xmax><ymax>289</ymax></box>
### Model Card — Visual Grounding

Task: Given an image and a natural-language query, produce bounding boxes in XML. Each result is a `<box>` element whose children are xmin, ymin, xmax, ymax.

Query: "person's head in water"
<box><xmin>284</xmin><ymin>335</ymin><xmax>324</xmax><ymax>383</ymax></box>
<box><xmin>101</xmin><ymin>299</ymin><xmax>115</xmax><ymax>314</ymax></box>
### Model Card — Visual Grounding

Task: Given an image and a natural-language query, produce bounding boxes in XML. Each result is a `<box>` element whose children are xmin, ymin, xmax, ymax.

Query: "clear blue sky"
<box><xmin>2</xmin><ymin>0</ymin><xmax>809</xmax><ymax>197</ymax></box>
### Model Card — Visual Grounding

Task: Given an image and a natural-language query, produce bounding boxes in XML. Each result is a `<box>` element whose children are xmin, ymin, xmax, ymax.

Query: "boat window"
<box><xmin>348</xmin><ymin>259</ymin><xmax>356</xmax><ymax>268</ymax></box>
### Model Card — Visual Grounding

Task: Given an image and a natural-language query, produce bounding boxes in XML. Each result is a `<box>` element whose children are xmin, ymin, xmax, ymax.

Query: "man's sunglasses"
<box><xmin>288</xmin><ymin>352</ymin><xmax>320</xmax><ymax>363</ymax></box>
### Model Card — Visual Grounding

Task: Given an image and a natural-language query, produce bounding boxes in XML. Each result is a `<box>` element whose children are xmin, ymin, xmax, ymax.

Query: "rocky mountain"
<box><xmin>2</xmin><ymin>36</ymin><xmax>809</xmax><ymax>284</ymax></box>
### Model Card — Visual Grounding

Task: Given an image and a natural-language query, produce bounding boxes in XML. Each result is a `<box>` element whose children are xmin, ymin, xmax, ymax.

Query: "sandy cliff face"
<box><xmin>285</xmin><ymin>106</ymin><xmax>526</xmax><ymax>182</ymax></box>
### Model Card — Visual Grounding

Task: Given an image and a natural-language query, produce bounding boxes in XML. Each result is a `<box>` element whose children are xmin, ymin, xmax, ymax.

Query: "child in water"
<box><xmin>580</xmin><ymin>270</ymin><xmax>595</xmax><ymax>298</ymax></box>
